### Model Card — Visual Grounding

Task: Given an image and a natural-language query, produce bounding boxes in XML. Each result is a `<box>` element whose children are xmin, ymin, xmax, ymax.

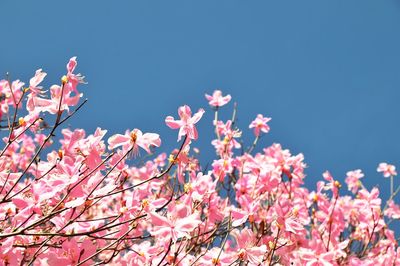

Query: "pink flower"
<box><xmin>200</xmin><ymin>247</ymin><xmax>235</xmax><ymax>266</ymax></box>
<box><xmin>149</xmin><ymin>210</ymin><xmax>201</xmax><ymax>242</ymax></box>
<box><xmin>165</xmin><ymin>105</ymin><xmax>205</xmax><ymax>141</ymax></box>
<box><xmin>26</xmin><ymin>57</ymin><xmax>84</xmax><ymax>115</ymax></box>
<box><xmin>212</xmin><ymin>120</ymin><xmax>241</xmax><ymax>156</ymax></box>
<box><xmin>0</xmin><ymin>237</ymin><xmax>23</xmax><ymax>265</ymax></box>
<box><xmin>205</xmin><ymin>90</ymin><xmax>231</xmax><ymax>107</ymax></box>
<box><xmin>65</xmin><ymin>56</ymin><xmax>85</xmax><ymax>93</ymax></box>
<box><xmin>298</xmin><ymin>248</ymin><xmax>335</xmax><ymax>266</ymax></box>
<box><xmin>249</xmin><ymin>114</ymin><xmax>271</xmax><ymax>137</ymax></box>
<box><xmin>231</xmin><ymin>228</ymin><xmax>267</xmax><ymax>265</ymax></box>
<box><xmin>377</xmin><ymin>162</ymin><xmax>397</xmax><ymax>177</ymax></box>
<box><xmin>273</xmin><ymin>204</ymin><xmax>304</xmax><ymax>235</ymax></box>
<box><xmin>231</xmin><ymin>199</ymin><xmax>260</xmax><ymax>227</ymax></box>
<box><xmin>345</xmin><ymin>169</ymin><xmax>364</xmax><ymax>194</ymax></box>
<box><xmin>108</xmin><ymin>128</ymin><xmax>161</xmax><ymax>156</ymax></box>
<box><xmin>322</xmin><ymin>171</ymin><xmax>340</xmax><ymax>197</ymax></box>
<box><xmin>384</xmin><ymin>200</ymin><xmax>400</xmax><ymax>219</ymax></box>
<box><xmin>31</xmin><ymin>84</ymin><xmax>82</xmax><ymax>114</ymax></box>
<box><xmin>29</xmin><ymin>69</ymin><xmax>47</xmax><ymax>95</ymax></box>
<box><xmin>212</xmin><ymin>158</ymin><xmax>233</xmax><ymax>182</ymax></box>
<box><xmin>47</xmin><ymin>238</ymin><xmax>96</xmax><ymax>265</ymax></box>
<box><xmin>0</xmin><ymin>79</ymin><xmax>23</xmax><ymax>118</ymax></box>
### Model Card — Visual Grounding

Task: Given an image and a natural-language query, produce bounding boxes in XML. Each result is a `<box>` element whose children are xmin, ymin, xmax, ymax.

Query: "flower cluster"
<box><xmin>0</xmin><ymin>59</ymin><xmax>399</xmax><ymax>265</ymax></box>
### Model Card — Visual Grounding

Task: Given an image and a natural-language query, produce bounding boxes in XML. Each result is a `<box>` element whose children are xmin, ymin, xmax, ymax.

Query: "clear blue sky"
<box><xmin>1</xmin><ymin>1</ymin><xmax>400</xmax><ymax>197</ymax></box>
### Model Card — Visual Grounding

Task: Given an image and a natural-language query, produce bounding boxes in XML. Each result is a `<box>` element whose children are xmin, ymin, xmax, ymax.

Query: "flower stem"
<box><xmin>391</xmin><ymin>175</ymin><xmax>394</xmax><ymax>196</ymax></box>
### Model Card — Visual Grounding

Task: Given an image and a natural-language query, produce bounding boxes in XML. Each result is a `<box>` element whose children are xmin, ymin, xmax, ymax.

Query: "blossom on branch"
<box><xmin>108</xmin><ymin>128</ymin><xmax>161</xmax><ymax>156</ymax></box>
<box><xmin>165</xmin><ymin>105</ymin><xmax>205</xmax><ymax>142</ymax></box>
<box><xmin>377</xmin><ymin>162</ymin><xmax>397</xmax><ymax>177</ymax></box>
<box><xmin>205</xmin><ymin>90</ymin><xmax>231</xmax><ymax>107</ymax></box>
<box><xmin>249</xmin><ymin>114</ymin><xmax>271</xmax><ymax>137</ymax></box>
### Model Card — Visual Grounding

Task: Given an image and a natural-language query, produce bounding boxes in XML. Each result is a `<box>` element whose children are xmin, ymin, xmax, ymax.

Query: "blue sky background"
<box><xmin>1</xmin><ymin>1</ymin><xmax>400</xmax><ymax>199</ymax></box>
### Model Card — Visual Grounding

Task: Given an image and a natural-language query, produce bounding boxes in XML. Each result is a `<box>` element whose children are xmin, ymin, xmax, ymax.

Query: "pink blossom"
<box><xmin>47</xmin><ymin>238</ymin><xmax>96</xmax><ymax>265</ymax></box>
<box><xmin>29</xmin><ymin>84</ymin><xmax>82</xmax><ymax>114</ymax></box>
<box><xmin>29</xmin><ymin>69</ymin><xmax>47</xmax><ymax>95</ymax></box>
<box><xmin>322</xmin><ymin>171</ymin><xmax>340</xmax><ymax>197</ymax></box>
<box><xmin>297</xmin><ymin>248</ymin><xmax>335</xmax><ymax>266</ymax></box>
<box><xmin>185</xmin><ymin>172</ymin><xmax>217</xmax><ymax>202</ymax></box>
<box><xmin>212</xmin><ymin>158</ymin><xmax>233</xmax><ymax>182</ymax></box>
<box><xmin>0</xmin><ymin>79</ymin><xmax>23</xmax><ymax>118</ymax></box>
<box><xmin>231</xmin><ymin>228</ymin><xmax>267</xmax><ymax>265</ymax></box>
<box><xmin>77</xmin><ymin>127</ymin><xmax>107</xmax><ymax>170</ymax></box>
<box><xmin>26</xmin><ymin>57</ymin><xmax>83</xmax><ymax>115</ymax></box>
<box><xmin>65</xmin><ymin>56</ymin><xmax>85</xmax><ymax>93</ymax></box>
<box><xmin>377</xmin><ymin>162</ymin><xmax>397</xmax><ymax>177</ymax></box>
<box><xmin>149</xmin><ymin>209</ymin><xmax>201</xmax><ymax>242</ymax></box>
<box><xmin>273</xmin><ymin>204</ymin><xmax>305</xmax><ymax>236</ymax></box>
<box><xmin>249</xmin><ymin>114</ymin><xmax>271</xmax><ymax>137</ymax></box>
<box><xmin>200</xmin><ymin>247</ymin><xmax>235</xmax><ymax>266</ymax></box>
<box><xmin>212</xmin><ymin>120</ymin><xmax>241</xmax><ymax>156</ymax></box>
<box><xmin>165</xmin><ymin>105</ymin><xmax>205</xmax><ymax>141</ymax></box>
<box><xmin>0</xmin><ymin>237</ymin><xmax>23</xmax><ymax>265</ymax></box>
<box><xmin>345</xmin><ymin>169</ymin><xmax>364</xmax><ymax>194</ymax></box>
<box><xmin>384</xmin><ymin>200</ymin><xmax>400</xmax><ymax>219</ymax></box>
<box><xmin>108</xmin><ymin>128</ymin><xmax>161</xmax><ymax>155</ymax></box>
<box><xmin>123</xmin><ymin>241</ymin><xmax>160</xmax><ymax>265</ymax></box>
<box><xmin>231</xmin><ymin>198</ymin><xmax>260</xmax><ymax>227</ymax></box>
<box><xmin>205</xmin><ymin>90</ymin><xmax>231</xmax><ymax>107</ymax></box>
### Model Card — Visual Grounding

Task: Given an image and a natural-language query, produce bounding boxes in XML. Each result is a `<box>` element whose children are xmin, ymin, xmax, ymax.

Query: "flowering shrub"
<box><xmin>0</xmin><ymin>58</ymin><xmax>399</xmax><ymax>265</ymax></box>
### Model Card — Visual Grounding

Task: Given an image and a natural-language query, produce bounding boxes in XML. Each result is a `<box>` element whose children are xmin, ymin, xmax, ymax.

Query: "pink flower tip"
<box><xmin>165</xmin><ymin>105</ymin><xmax>205</xmax><ymax>142</ymax></box>
<box><xmin>205</xmin><ymin>90</ymin><xmax>231</xmax><ymax>107</ymax></box>
<box><xmin>377</xmin><ymin>162</ymin><xmax>397</xmax><ymax>177</ymax></box>
<box><xmin>249</xmin><ymin>114</ymin><xmax>271</xmax><ymax>137</ymax></box>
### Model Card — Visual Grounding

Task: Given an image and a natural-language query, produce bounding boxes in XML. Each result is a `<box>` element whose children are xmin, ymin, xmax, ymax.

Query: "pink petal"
<box><xmin>108</xmin><ymin>134</ymin><xmax>131</xmax><ymax>150</ymax></box>
<box><xmin>67</xmin><ymin>56</ymin><xmax>77</xmax><ymax>73</ymax></box>
<box><xmin>149</xmin><ymin>212</ymin><xmax>172</xmax><ymax>227</ymax></box>
<box><xmin>175</xmin><ymin>213</ymin><xmax>201</xmax><ymax>233</ymax></box>
<box><xmin>190</xmin><ymin>125</ymin><xmax>198</xmax><ymax>140</ymax></box>
<box><xmin>231</xmin><ymin>209</ymin><xmax>248</xmax><ymax>227</ymax></box>
<box><xmin>221</xmin><ymin>95</ymin><xmax>231</xmax><ymax>105</ymax></box>
<box><xmin>205</xmin><ymin>94</ymin><xmax>213</xmax><ymax>101</ymax></box>
<box><xmin>178</xmin><ymin>105</ymin><xmax>192</xmax><ymax>119</ymax></box>
<box><xmin>165</xmin><ymin>116</ymin><xmax>182</xmax><ymax>129</ymax></box>
<box><xmin>142</xmin><ymin>133</ymin><xmax>161</xmax><ymax>147</ymax></box>
<box><xmin>190</xmin><ymin>108</ymin><xmax>205</xmax><ymax>124</ymax></box>
<box><xmin>178</xmin><ymin>126</ymin><xmax>186</xmax><ymax>141</ymax></box>
<box><xmin>30</xmin><ymin>69</ymin><xmax>47</xmax><ymax>88</ymax></box>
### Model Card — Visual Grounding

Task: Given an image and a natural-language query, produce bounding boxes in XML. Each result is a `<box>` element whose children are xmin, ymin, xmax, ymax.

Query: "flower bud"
<box><xmin>18</xmin><ymin>117</ymin><xmax>26</xmax><ymax>126</ymax></box>
<box><xmin>61</xmin><ymin>75</ymin><xmax>68</xmax><ymax>84</ymax></box>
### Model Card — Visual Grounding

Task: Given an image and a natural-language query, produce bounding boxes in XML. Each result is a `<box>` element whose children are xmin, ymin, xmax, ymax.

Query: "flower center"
<box><xmin>130</xmin><ymin>131</ymin><xmax>137</xmax><ymax>143</ymax></box>
<box><xmin>212</xmin><ymin>258</ymin><xmax>220</xmax><ymax>265</ymax></box>
<box><xmin>238</xmin><ymin>249</ymin><xmax>246</xmax><ymax>260</ymax></box>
